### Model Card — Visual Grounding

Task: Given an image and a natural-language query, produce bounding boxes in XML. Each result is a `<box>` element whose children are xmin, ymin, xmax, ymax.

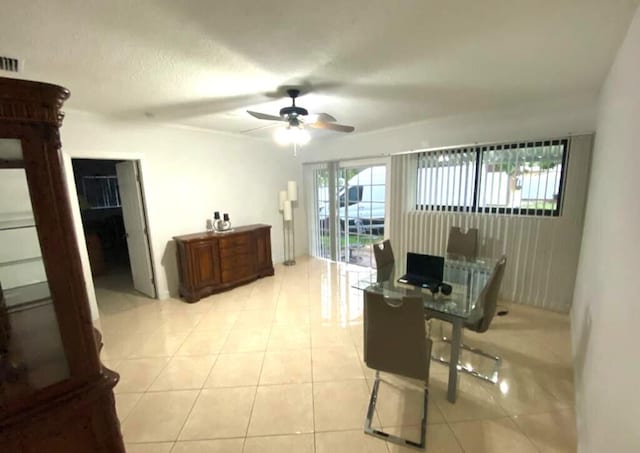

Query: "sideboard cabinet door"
<box><xmin>191</xmin><ymin>240</ymin><xmax>221</xmax><ymax>287</ymax></box>
<box><xmin>255</xmin><ymin>228</ymin><xmax>273</xmax><ymax>274</ymax></box>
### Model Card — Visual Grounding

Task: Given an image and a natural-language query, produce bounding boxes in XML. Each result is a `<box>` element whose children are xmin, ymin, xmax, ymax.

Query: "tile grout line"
<box><xmin>172</xmin><ymin>293</ymin><xmax>247</xmax><ymax>446</ymax></box>
<box><xmin>307</xmin><ymin>269</ymin><xmax>319</xmax><ymax>453</ymax></box>
<box><xmin>114</xmin><ymin>392</ymin><xmax>144</xmax><ymax>426</ymax></box>
<box><xmin>168</xmin><ymin>309</ymin><xmax>211</xmax><ymax>448</ymax></box>
<box><xmin>241</xmin><ymin>276</ymin><xmax>281</xmax><ymax>449</ymax></box>
<box><xmin>506</xmin><ymin>415</ymin><xmax>544</xmax><ymax>453</ymax></box>
<box><xmin>107</xmin><ymin>298</ymin><xmax>204</xmax><ymax>436</ymax></box>
<box><xmin>443</xmin><ymin>412</ymin><xmax>468</xmax><ymax>453</ymax></box>
<box><xmin>509</xmin><ymin>413</ymin><xmax>547</xmax><ymax>453</ymax></box>
<box><xmin>170</xmin><ymin>295</ymin><xmax>223</xmax><ymax>448</ymax></box>
<box><xmin>175</xmin><ymin>288</ymin><xmax>266</xmax><ymax>449</ymax></box>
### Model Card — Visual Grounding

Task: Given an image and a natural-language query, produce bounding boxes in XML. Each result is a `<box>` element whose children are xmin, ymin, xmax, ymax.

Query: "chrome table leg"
<box><xmin>447</xmin><ymin>319</ymin><xmax>463</xmax><ymax>403</ymax></box>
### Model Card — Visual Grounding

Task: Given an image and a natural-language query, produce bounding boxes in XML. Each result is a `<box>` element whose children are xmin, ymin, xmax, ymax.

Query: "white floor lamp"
<box><xmin>279</xmin><ymin>181</ymin><xmax>297</xmax><ymax>265</ymax></box>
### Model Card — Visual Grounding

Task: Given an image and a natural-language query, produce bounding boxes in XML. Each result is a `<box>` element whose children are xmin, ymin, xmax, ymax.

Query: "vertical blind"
<box><xmin>416</xmin><ymin>139</ymin><xmax>568</xmax><ymax>217</ymax></box>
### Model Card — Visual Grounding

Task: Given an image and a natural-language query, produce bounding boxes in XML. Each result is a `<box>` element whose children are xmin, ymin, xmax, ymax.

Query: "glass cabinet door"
<box><xmin>0</xmin><ymin>138</ymin><xmax>70</xmax><ymax>404</ymax></box>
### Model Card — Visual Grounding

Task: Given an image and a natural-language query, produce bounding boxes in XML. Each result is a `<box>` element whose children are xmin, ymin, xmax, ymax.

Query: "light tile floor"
<box><xmin>95</xmin><ymin>256</ymin><xmax>577</xmax><ymax>452</ymax></box>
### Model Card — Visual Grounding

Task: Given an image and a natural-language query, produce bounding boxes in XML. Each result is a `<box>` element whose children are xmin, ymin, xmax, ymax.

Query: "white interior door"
<box><xmin>115</xmin><ymin>161</ymin><xmax>156</xmax><ymax>297</ymax></box>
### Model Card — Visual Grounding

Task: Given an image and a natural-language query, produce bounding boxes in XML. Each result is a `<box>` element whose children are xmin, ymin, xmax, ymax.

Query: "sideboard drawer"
<box><xmin>222</xmin><ymin>264</ymin><xmax>253</xmax><ymax>284</ymax></box>
<box><xmin>219</xmin><ymin>235</ymin><xmax>251</xmax><ymax>249</ymax></box>
<box><xmin>219</xmin><ymin>244</ymin><xmax>251</xmax><ymax>258</ymax></box>
<box><xmin>220</xmin><ymin>253</ymin><xmax>253</xmax><ymax>271</ymax></box>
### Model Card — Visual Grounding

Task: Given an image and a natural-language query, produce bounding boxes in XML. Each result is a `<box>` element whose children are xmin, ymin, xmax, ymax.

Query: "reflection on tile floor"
<box><xmin>95</xmin><ymin>256</ymin><xmax>576</xmax><ymax>452</ymax></box>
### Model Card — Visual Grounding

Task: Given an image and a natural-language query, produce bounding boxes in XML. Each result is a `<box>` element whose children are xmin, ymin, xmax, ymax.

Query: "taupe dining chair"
<box><xmin>364</xmin><ymin>291</ymin><xmax>432</xmax><ymax>450</ymax></box>
<box><xmin>372</xmin><ymin>239</ymin><xmax>395</xmax><ymax>283</ymax></box>
<box><xmin>446</xmin><ymin>226</ymin><xmax>478</xmax><ymax>259</ymax></box>
<box><xmin>433</xmin><ymin>255</ymin><xmax>507</xmax><ymax>384</ymax></box>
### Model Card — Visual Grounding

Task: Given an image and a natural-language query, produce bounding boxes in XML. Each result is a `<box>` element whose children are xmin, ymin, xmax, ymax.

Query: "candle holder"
<box><xmin>213</xmin><ymin>212</ymin><xmax>232</xmax><ymax>232</ymax></box>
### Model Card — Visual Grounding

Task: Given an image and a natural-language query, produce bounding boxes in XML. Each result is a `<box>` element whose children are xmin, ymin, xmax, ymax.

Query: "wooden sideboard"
<box><xmin>174</xmin><ymin>224</ymin><xmax>274</xmax><ymax>302</ymax></box>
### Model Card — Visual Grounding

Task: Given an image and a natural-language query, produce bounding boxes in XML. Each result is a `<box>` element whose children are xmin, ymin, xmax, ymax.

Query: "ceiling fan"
<box><xmin>247</xmin><ymin>88</ymin><xmax>355</xmax><ymax>145</ymax></box>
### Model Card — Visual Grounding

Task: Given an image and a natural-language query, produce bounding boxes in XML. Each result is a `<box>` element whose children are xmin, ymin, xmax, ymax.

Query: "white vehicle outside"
<box><xmin>319</xmin><ymin>166</ymin><xmax>386</xmax><ymax>234</ymax></box>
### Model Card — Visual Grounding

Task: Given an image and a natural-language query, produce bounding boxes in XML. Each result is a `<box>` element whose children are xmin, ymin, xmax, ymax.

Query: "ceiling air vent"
<box><xmin>0</xmin><ymin>56</ymin><xmax>20</xmax><ymax>73</ymax></box>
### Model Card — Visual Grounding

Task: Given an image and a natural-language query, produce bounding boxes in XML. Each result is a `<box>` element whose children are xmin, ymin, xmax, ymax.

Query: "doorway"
<box><xmin>71</xmin><ymin>159</ymin><xmax>156</xmax><ymax>298</ymax></box>
<box><xmin>311</xmin><ymin>161</ymin><xmax>387</xmax><ymax>267</ymax></box>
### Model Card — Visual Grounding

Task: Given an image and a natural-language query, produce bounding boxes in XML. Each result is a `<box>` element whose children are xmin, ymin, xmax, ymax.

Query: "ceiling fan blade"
<box><xmin>308</xmin><ymin>121</ymin><xmax>355</xmax><ymax>133</ymax></box>
<box><xmin>313</xmin><ymin>112</ymin><xmax>337</xmax><ymax>123</ymax></box>
<box><xmin>247</xmin><ymin>110</ymin><xmax>286</xmax><ymax>121</ymax></box>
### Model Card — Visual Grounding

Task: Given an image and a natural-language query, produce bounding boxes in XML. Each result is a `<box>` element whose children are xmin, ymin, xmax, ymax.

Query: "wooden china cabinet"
<box><xmin>0</xmin><ymin>77</ymin><xmax>125</xmax><ymax>452</ymax></box>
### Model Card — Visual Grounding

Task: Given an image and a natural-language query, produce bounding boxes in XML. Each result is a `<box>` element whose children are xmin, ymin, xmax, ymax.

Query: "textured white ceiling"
<box><xmin>1</xmin><ymin>0</ymin><xmax>638</xmax><ymax>138</ymax></box>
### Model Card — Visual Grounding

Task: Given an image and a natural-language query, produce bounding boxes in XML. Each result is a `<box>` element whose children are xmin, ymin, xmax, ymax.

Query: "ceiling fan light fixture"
<box><xmin>249</xmin><ymin>87</ymin><xmax>353</xmax><ymax>145</ymax></box>
<box><xmin>274</xmin><ymin>125</ymin><xmax>310</xmax><ymax>146</ymax></box>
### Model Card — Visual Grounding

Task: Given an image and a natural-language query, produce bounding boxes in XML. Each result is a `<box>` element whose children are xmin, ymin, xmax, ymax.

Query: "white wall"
<box><xmin>60</xmin><ymin>111</ymin><xmax>306</xmax><ymax>318</ymax></box>
<box><xmin>302</xmin><ymin>94</ymin><xmax>596</xmax><ymax>162</ymax></box>
<box><xmin>571</xmin><ymin>5</ymin><xmax>640</xmax><ymax>453</ymax></box>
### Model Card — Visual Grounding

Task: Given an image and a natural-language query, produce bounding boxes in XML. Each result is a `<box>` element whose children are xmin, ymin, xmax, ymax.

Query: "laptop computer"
<box><xmin>397</xmin><ymin>253</ymin><xmax>444</xmax><ymax>290</ymax></box>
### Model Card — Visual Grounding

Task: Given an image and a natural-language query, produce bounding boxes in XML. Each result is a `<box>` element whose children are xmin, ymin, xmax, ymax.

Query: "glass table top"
<box><xmin>351</xmin><ymin>255</ymin><xmax>496</xmax><ymax>320</ymax></box>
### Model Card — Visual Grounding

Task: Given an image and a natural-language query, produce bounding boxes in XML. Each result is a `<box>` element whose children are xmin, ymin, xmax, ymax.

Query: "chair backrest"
<box><xmin>376</xmin><ymin>264</ymin><xmax>394</xmax><ymax>283</ymax></box>
<box><xmin>363</xmin><ymin>291</ymin><xmax>432</xmax><ymax>381</ymax></box>
<box><xmin>373</xmin><ymin>239</ymin><xmax>394</xmax><ymax>269</ymax></box>
<box><xmin>446</xmin><ymin>226</ymin><xmax>478</xmax><ymax>259</ymax></box>
<box><xmin>468</xmin><ymin>255</ymin><xmax>507</xmax><ymax>333</ymax></box>
<box><xmin>374</xmin><ymin>240</ymin><xmax>395</xmax><ymax>282</ymax></box>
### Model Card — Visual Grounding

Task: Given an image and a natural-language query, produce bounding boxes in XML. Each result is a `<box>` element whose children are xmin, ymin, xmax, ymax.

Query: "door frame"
<box><xmin>62</xmin><ymin>151</ymin><xmax>158</xmax><ymax>320</ymax></box>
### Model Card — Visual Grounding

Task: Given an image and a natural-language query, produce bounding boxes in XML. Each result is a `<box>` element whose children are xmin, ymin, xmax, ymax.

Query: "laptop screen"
<box><xmin>406</xmin><ymin>253</ymin><xmax>444</xmax><ymax>282</ymax></box>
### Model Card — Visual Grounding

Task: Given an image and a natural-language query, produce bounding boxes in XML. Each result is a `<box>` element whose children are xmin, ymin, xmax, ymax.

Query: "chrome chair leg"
<box><xmin>432</xmin><ymin>337</ymin><xmax>502</xmax><ymax>384</ymax></box>
<box><xmin>364</xmin><ymin>371</ymin><xmax>428</xmax><ymax>450</ymax></box>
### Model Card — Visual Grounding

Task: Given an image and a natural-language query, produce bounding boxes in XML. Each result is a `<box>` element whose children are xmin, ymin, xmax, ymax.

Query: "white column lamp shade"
<box><xmin>278</xmin><ymin>190</ymin><xmax>288</xmax><ymax>211</ymax></box>
<box><xmin>287</xmin><ymin>180</ymin><xmax>298</xmax><ymax>202</ymax></box>
<box><xmin>283</xmin><ymin>200</ymin><xmax>293</xmax><ymax>221</ymax></box>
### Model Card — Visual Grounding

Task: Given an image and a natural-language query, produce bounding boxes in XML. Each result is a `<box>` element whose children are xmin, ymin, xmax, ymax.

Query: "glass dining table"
<box><xmin>352</xmin><ymin>255</ymin><xmax>497</xmax><ymax>403</ymax></box>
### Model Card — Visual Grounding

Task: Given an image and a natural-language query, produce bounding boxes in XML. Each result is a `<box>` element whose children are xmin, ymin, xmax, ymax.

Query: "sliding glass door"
<box><xmin>309</xmin><ymin>161</ymin><xmax>387</xmax><ymax>267</ymax></box>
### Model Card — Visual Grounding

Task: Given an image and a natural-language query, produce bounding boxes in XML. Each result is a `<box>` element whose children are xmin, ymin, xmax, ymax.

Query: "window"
<box><xmin>81</xmin><ymin>175</ymin><xmax>121</xmax><ymax>209</ymax></box>
<box><xmin>416</xmin><ymin>139</ymin><xmax>568</xmax><ymax>216</ymax></box>
<box><xmin>416</xmin><ymin>148</ymin><xmax>477</xmax><ymax>211</ymax></box>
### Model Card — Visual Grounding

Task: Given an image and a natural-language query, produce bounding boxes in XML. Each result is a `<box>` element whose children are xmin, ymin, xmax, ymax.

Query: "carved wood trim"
<box><xmin>0</xmin><ymin>77</ymin><xmax>69</xmax><ymax>127</ymax></box>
